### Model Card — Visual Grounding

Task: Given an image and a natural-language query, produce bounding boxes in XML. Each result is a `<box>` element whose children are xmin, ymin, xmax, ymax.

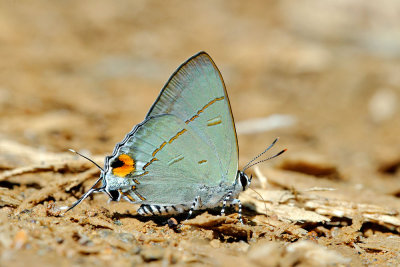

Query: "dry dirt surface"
<box><xmin>1</xmin><ymin>1</ymin><xmax>400</xmax><ymax>266</ymax></box>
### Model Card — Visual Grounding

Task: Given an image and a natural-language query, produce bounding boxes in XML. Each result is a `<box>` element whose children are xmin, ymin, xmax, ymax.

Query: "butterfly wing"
<box><xmin>104</xmin><ymin>52</ymin><xmax>238</xmax><ymax>205</ymax></box>
<box><xmin>147</xmin><ymin>52</ymin><xmax>238</xmax><ymax>183</ymax></box>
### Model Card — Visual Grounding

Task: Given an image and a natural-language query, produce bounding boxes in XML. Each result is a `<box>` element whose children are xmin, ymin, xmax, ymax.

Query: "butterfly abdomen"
<box><xmin>137</xmin><ymin>204</ymin><xmax>188</xmax><ymax>216</ymax></box>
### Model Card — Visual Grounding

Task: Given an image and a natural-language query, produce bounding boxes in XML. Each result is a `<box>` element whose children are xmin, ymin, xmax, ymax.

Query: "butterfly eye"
<box><xmin>240</xmin><ymin>172</ymin><xmax>248</xmax><ymax>191</ymax></box>
<box><xmin>108</xmin><ymin>190</ymin><xmax>120</xmax><ymax>201</ymax></box>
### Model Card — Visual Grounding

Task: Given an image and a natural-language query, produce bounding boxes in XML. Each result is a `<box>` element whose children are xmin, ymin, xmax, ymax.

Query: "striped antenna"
<box><xmin>69</xmin><ymin>149</ymin><xmax>104</xmax><ymax>171</ymax></box>
<box><xmin>61</xmin><ymin>149</ymin><xmax>105</xmax><ymax>213</ymax></box>
<box><xmin>242</xmin><ymin>138</ymin><xmax>286</xmax><ymax>171</ymax></box>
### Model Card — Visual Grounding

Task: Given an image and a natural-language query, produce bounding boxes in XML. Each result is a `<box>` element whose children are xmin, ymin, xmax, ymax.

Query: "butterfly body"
<box><xmin>105</xmin><ymin>168</ymin><xmax>246</xmax><ymax>217</ymax></box>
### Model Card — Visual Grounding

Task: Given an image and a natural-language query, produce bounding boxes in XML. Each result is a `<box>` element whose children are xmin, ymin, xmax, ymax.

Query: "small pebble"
<box><xmin>167</xmin><ymin>218</ymin><xmax>178</xmax><ymax>228</ymax></box>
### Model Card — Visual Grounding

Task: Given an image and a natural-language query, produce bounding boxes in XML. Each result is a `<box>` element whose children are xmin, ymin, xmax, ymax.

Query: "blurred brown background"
<box><xmin>1</xmin><ymin>0</ymin><xmax>400</xmax><ymax>265</ymax></box>
<box><xmin>1</xmin><ymin>0</ymin><xmax>399</xmax><ymax>186</ymax></box>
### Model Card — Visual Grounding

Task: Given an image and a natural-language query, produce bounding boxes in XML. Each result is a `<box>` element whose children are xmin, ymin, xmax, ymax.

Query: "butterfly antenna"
<box><xmin>69</xmin><ymin>149</ymin><xmax>104</xmax><ymax>172</ymax></box>
<box><xmin>61</xmin><ymin>180</ymin><xmax>104</xmax><ymax>212</ymax></box>
<box><xmin>249</xmin><ymin>187</ymin><xmax>268</xmax><ymax>215</ymax></box>
<box><xmin>62</xmin><ymin>183</ymin><xmax>106</xmax><ymax>213</ymax></box>
<box><xmin>243</xmin><ymin>148</ymin><xmax>287</xmax><ymax>171</ymax></box>
<box><xmin>61</xmin><ymin>149</ymin><xmax>105</xmax><ymax>213</ymax></box>
<box><xmin>243</xmin><ymin>138</ymin><xmax>279</xmax><ymax>170</ymax></box>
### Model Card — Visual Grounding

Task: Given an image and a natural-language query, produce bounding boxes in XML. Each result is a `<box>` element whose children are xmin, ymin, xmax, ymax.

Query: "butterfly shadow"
<box><xmin>111</xmin><ymin>210</ymin><xmax>202</xmax><ymax>227</ymax></box>
<box><xmin>111</xmin><ymin>206</ymin><xmax>256</xmax><ymax>226</ymax></box>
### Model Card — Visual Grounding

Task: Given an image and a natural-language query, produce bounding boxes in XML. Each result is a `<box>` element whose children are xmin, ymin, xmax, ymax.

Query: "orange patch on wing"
<box><xmin>198</xmin><ymin>160</ymin><xmax>207</xmax><ymax>164</ymax></box>
<box><xmin>152</xmin><ymin>141</ymin><xmax>167</xmax><ymax>157</ymax></box>
<box><xmin>185</xmin><ymin>96</ymin><xmax>225</xmax><ymax>124</ymax></box>
<box><xmin>112</xmin><ymin>154</ymin><xmax>135</xmax><ymax>177</ymax></box>
<box><xmin>168</xmin><ymin>129</ymin><xmax>187</xmax><ymax>144</ymax></box>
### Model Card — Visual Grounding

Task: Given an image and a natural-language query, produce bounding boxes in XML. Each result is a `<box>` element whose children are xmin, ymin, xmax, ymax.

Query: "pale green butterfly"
<box><xmin>66</xmin><ymin>52</ymin><xmax>285</xmax><ymax>223</ymax></box>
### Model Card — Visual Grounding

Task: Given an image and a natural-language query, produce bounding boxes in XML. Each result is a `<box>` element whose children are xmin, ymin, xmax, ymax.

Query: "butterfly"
<box><xmin>65</xmin><ymin>52</ymin><xmax>285</xmax><ymax>223</ymax></box>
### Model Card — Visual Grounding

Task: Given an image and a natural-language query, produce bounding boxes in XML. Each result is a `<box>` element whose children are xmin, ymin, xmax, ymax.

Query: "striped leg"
<box><xmin>186</xmin><ymin>196</ymin><xmax>201</xmax><ymax>220</ymax></box>
<box><xmin>231</xmin><ymin>199</ymin><xmax>243</xmax><ymax>224</ymax></box>
<box><xmin>221</xmin><ymin>192</ymin><xmax>244</xmax><ymax>224</ymax></box>
<box><xmin>220</xmin><ymin>191</ymin><xmax>233</xmax><ymax>216</ymax></box>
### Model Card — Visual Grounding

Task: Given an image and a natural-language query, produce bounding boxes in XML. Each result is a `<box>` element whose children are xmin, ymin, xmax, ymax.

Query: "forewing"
<box><xmin>147</xmin><ymin>52</ymin><xmax>238</xmax><ymax>183</ymax></box>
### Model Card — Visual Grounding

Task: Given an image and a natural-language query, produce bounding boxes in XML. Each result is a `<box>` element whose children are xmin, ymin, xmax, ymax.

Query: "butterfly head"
<box><xmin>237</xmin><ymin>138</ymin><xmax>286</xmax><ymax>193</ymax></box>
<box><xmin>238</xmin><ymin>171</ymin><xmax>252</xmax><ymax>191</ymax></box>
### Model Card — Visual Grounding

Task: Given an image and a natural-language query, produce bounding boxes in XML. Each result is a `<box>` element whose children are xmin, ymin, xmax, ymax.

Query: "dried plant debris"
<box><xmin>0</xmin><ymin>139</ymin><xmax>103</xmax><ymax>213</ymax></box>
<box><xmin>0</xmin><ymin>187</ymin><xmax>23</xmax><ymax>207</ymax></box>
<box><xmin>280</xmin><ymin>152</ymin><xmax>341</xmax><ymax>179</ymax></box>
<box><xmin>248</xmin><ymin>240</ymin><xmax>351</xmax><ymax>267</ymax></box>
<box><xmin>2</xmin><ymin>140</ymin><xmax>400</xmax><ymax>265</ymax></box>
<box><xmin>378</xmin><ymin>157</ymin><xmax>400</xmax><ymax>175</ymax></box>
<box><xmin>185</xmin><ymin>213</ymin><xmax>252</xmax><ymax>241</ymax></box>
<box><xmin>15</xmin><ymin>168</ymin><xmax>100</xmax><ymax>213</ymax></box>
<box><xmin>242</xmin><ymin>168</ymin><xmax>400</xmax><ymax>233</ymax></box>
<box><xmin>0</xmin><ymin>139</ymin><xmax>102</xmax><ymax>182</ymax></box>
<box><xmin>358</xmin><ymin>233</ymin><xmax>400</xmax><ymax>252</ymax></box>
<box><xmin>240</xmin><ymin>189</ymin><xmax>331</xmax><ymax>223</ymax></box>
<box><xmin>0</xmin><ymin>139</ymin><xmax>73</xmax><ymax>168</ymax></box>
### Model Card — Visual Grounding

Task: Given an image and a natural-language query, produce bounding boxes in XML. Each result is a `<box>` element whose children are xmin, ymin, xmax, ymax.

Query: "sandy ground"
<box><xmin>1</xmin><ymin>1</ymin><xmax>400</xmax><ymax>266</ymax></box>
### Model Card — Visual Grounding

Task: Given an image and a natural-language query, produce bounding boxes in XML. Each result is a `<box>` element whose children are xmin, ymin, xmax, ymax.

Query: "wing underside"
<box><xmin>147</xmin><ymin>52</ymin><xmax>238</xmax><ymax>180</ymax></box>
<box><xmin>104</xmin><ymin>52</ymin><xmax>238</xmax><ymax>205</ymax></box>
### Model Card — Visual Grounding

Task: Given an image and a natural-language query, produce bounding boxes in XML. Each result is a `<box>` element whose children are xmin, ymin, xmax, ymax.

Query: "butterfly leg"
<box><xmin>221</xmin><ymin>192</ymin><xmax>244</xmax><ymax>224</ymax></box>
<box><xmin>231</xmin><ymin>198</ymin><xmax>243</xmax><ymax>224</ymax></box>
<box><xmin>220</xmin><ymin>191</ymin><xmax>233</xmax><ymax>216</ymax></box>
<box><xmin>186</xmin><ymin>196</ymin><xmax>201</xmax><ymax>220</ymax></box>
